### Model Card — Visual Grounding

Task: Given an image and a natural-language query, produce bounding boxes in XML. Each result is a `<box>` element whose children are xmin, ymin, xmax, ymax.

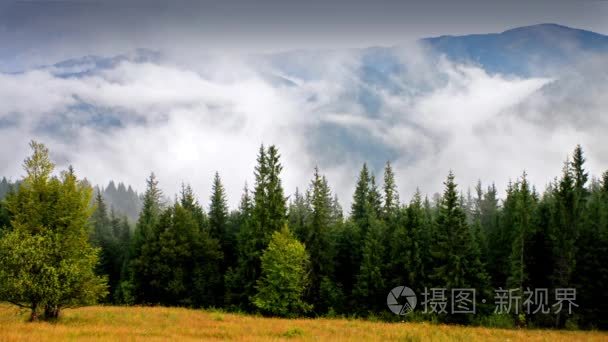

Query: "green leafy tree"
<box><xmin>0</xmin><ymin>141</ymin><xmax>106</xmax><ymax>321</ymax></box>
<box><xmin>253</xmin><ymin>226</ymin><xmax>311</xmax><ymax>317</ymax></box>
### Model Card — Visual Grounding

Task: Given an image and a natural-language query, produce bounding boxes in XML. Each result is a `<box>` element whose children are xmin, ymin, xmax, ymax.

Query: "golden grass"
<box><xmin>0</xmin><ymin>304</ymin><xmax>606</xmax><ymax>341</ymax></box>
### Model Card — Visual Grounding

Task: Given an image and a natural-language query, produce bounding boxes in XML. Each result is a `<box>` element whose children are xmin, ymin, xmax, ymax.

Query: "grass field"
<box><xmin>0</xmin><ymin>304</ymin><xmax>606</xmax><ymax>341</ymax></box>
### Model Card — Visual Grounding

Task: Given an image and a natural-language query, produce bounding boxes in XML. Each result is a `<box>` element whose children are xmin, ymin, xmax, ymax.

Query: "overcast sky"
<box><xmin>1</xmin><ymin>1</ymin><xmax>608</xmax><ymax>208</ymax></box>
<box><xmin>1</xmin><ymin>0</ymin><xmax>608</xmax><ymax>69</ymax></box>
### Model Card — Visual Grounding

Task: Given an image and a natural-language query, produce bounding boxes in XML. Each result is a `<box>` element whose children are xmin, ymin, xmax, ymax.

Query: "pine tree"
<box><xmin>390</xmin><ymin>190</ymin><xmax>429</xmax><ymax>292</ymax></box>
<box><xmin>430</xmin><ymin>171</ymin><xmax>488</xmax><ymax>318</ymax></box>
<box><xmin>130</xmin><ymin>172</ymin><xmax>163</xmax><ymax>303</ymax></box>
<box><xmin>368</xmin><ymin>175</ymin><xmax>383</xmax><ymax>219</ymax></box>
<box><xmin>507</xmin><ymin>172</ymin><xmax>536</xmax><ymax>293</ymax></box>
<box><xmin>552</xmin><ymin>161</ymin><xmax>578</xmax><ymax>287</ymax></box>
<box><xmin>471</xmin><ymin>181</ymin><xmax>487</xmax><ymax>264</ymax></box>
<box><xmin>288</xmin><ymin>187</ymin><xmax>310</xmax><ymax>242</ymax></box>
<box><xmin>330</xmin><ymin>194</ymin><xmax>343</xmax><ymax>224</ymax></box>
<box><xmin>135</xmin><ymin>193</ymin><xmax>223</xmax><ymax>307</ymax></box>
<box><xmin>209</xmin><ymin>172</ymin><xmax>230</xmax><ymax>258</ymax></box>
<box><xmin>351</xmin><ymin>163</ymin><xmax>371</xmax><ymax>226</ymax></box>
<box><xmin>229</xmin><ymin>145</ymin><xmax>287</xmax><ymax>310</ymax></box>
<box><xmin>571</xmin><ymin>145</ymin><xmax>589</xmax><ymax>198</ymax></box>
<box><xmin>303</xmin><ymin>167</ymin><xmax>338</xmax><ymax>313</ymax></box>
<box><xmin>264</xmin><ymin>145</ymin><xmax>287</xmax><ymax>240</ymax></box>
<box><xmin>382</xmin><ymin>161</ymin><xmax>399</xmax><ymax>220</ymax></box>
<box><xmin>488</xmin><ymin>181</ymin><xmax>515</xmax><ymax>287</ymax></box>
<box><xmin>353</xmin><ymin>215</ymin><xmax>386</xmax><ymax>313</ymax></box>
<box><xmin>109</xmin><ymin>208</ymin><xmax>132</xmax><ymax>304</ymax></box>
<box><xmin>91</xmin><ymin>191</ymin><xmax>124</xmax><ymax>303</ymax></box>
<box><xmin>573</xmin><ymin>177</ymin><xmax>608</xmax><ymax>328</ymax></box>
<box><xmin>224</xmin><ymin>184</ymin><xmax>254</xmax><ymax>307</ymax></box>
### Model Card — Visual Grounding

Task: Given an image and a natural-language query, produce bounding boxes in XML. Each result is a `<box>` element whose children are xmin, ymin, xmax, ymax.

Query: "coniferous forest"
<box><xmin>1</xmin><ymin>141</ymin><xmax>607</xmax><ymax>330</ymax></box>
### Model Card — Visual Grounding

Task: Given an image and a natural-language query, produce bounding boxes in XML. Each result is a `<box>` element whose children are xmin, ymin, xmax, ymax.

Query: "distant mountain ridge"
<box><xmin>27</xmin><ymin>23</ymin><xmax>608</xmax><ymax>80</ymax></box>
<box><xmin>422</xmin><ymin>23</ymin><xmax>608</xmax><ymax>76</ymax></box>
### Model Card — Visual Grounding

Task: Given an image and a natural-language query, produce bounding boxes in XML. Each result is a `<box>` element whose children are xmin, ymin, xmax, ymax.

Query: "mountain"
<box><xmin>31</xmin><ymin>24</ymin><xmax>608</xmax><ymax>82</ymax></box>
<box><xmin>422</xmin><ymin>23</ymin><xmax>608</xmax><ymax>76</ymax></box>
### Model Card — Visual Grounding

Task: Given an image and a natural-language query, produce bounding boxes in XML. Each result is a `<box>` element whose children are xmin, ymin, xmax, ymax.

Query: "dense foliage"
<box><xmin>0</xmin><ymin>142</ymin><xmax>107</xmax><ymax>321</ymax></box>
<box><xmin>0</xmin><ymin>142</ymin><xmax>607</xmax><ymax>329</ymax></box>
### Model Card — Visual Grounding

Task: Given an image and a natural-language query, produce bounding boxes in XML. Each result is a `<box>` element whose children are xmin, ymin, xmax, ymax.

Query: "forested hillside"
<box><xmin>0</xmin><ymin>142</ymin><xmax>606</xmax><ymax>329</ymax></box>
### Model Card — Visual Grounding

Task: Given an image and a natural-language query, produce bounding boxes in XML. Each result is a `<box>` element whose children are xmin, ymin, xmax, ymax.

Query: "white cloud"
<box><xmin>0</xmin><ymin>47</ymin><xmax>607</xmax><ymax>212</ymax></box>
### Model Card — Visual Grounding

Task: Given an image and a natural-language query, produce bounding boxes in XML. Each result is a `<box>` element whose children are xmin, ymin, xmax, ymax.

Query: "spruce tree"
<box><xmin>552</xmin><ymin>161</ymin><xmax>578</xmax><ymax>288</ymax></box>
<box><xmin>382</xmin><ymin>161</ymin><xmax>399</xmax><ymax>220</ymax></box>
<box><xmin>368</xmin><ymin>175</ymin><xmax>383</xmax><ymax>219</ymax></box>
<box><xmin>230</xmin><ymin>145</ymin><xmax>287</xmax><ymax>310</ymax></box>
<box><xmin>507</xmin><ymin>172</ymin><xmax>536</xmax><ymax>293</ymax></box>
<box><xmin>209</xmin><ymin>172</ymin><xmax>230</xmax><ymax>259</ymax></box>
<box><xmin>430</xmin><ymin>172</ymin><xmax>488</xmax><ymax>313</ymax></box>
<box><xmin>288</xmin><ymin>187</ymin><xmax>310</xmax><ymax>242</ymax></box>
<box><xmin>130</xmin><ymin>172</ymin><xmax>163</xmax><ymax>303</ymax></box>
<box><xmin>571</xmin><ymin>144</ymin><xmax>589</xmax><ymax>198</ymax></box>
<box><xmin>353</xmin><ymin>215</ymin><xmax>386</xmax><ymax>313</ymax></box>
<box><xmin>264</xmin><ymin>145</ymin><xmax>287</xmax><ymax>240</ymax></box>
<box><xmin>303</xmin><ymin>167</ymin><xmax>337</xmax><ymax>313</ymax></box>
<box><xmin>390</xmin><ymin>190</ymin><xmax>428</xmax><ymax>291</ymax></box>
<box><xmin>351</xmin><ymin>163</ymin><xmax>371</xmax><ymax>226</ymax></box>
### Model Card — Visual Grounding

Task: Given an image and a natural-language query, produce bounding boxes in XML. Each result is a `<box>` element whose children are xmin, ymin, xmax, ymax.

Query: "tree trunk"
<box><xmin>29</xmin><ymin>303</ymin><xmax>39</xmax><ymax>322</ymax></box>
<box><xmin>44</xmin><ymin>305</ymin><xmax>60</xmax><ymax>320</ymax></box>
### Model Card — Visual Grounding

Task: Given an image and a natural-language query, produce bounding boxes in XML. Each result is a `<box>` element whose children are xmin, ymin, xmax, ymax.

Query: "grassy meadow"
<box><xmin>0</xmin><ymin>304</ymin><xmax>606</xmax><ymax>341</ymax></box>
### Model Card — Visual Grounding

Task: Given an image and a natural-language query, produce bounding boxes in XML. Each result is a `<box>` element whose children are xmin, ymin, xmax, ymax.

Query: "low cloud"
<box><xmin>0</xmin><ymin>45</ymin><xmax>606</xmax><ymax>210</ymax></box>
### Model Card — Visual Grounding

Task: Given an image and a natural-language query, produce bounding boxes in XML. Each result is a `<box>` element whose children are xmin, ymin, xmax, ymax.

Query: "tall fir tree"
<box><xmin>288</xmin><ymin>187</ymin><xmax>310</xmax><ymax>242</ymax></box>
<box><xmin>382</xmin><ymin>161</ymin><xmax>399</xmax><ymax>220</ymax></box>
<box><xmin>507</xmin><ymin>172</ymin><xmax>536</xmax><ymax>293</ymax></box>
<box><xmin>303</xmin><ymin>167</ymin><xmax>338</xmax><ymax>313</ymax></box>
<box><xmin>353</xmin><ymin>214</ymin><xmax>387</xmax><ymax>313</ymax></box>
<box><xmin>130</xmin><ymin>172</ymin><xmax>163</xmax><ymax>303</ymax></box>
<box><xmin>229</xmin><ymin>145</ymin><xmax>287</xmax><ymax>310</ymax></box>
<box><xmin>430</xmin><ymin>171</ymin><xmax>488</xmax><ymax>322</ymax></box>
<box><xmin>351</xmin><ymin>163</ymin><xmax>371</xmax><ymax>226</ymax></box>
<box><xmin>390</xmin><ymin>190</ymin><xmax>430</xmax><ymax>292</ymax></box>
<box><xmin>209</xmin><ymin>172</ymin><xmax>230</xmax><ymax>260</ymax></box>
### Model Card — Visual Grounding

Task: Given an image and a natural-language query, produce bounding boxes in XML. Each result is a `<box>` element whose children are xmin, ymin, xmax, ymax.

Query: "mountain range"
<box><xmin>34</xmin><ymin>23</ymin><xmax>608</xmax><ymax>80</ymax></box>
